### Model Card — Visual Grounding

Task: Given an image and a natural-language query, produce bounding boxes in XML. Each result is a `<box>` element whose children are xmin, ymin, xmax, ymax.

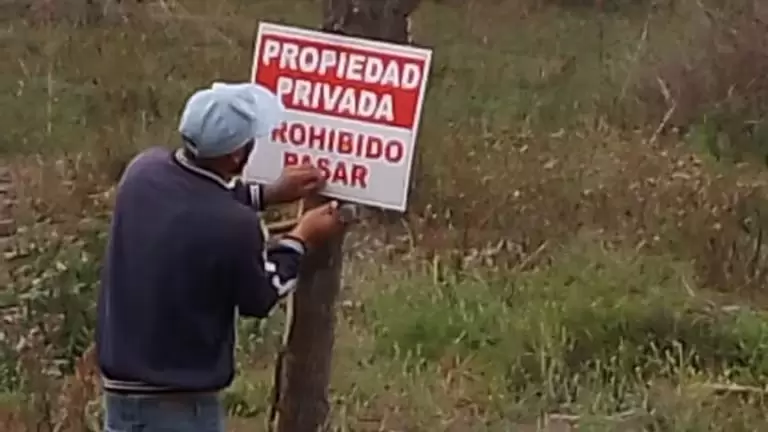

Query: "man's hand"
<box><xmin>263</xmin><ymin>164</ymin><xmax>326</xmax><ymax>206</ymax></box>
<box><xmin>289</xmin><ymin>201</ymin><xmax>347</xmax><ymax>247</ymax></box>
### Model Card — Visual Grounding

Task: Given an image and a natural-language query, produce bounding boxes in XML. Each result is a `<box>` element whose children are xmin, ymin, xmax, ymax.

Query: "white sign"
<box><xmin>245</xmin><ymin>22</ymin><xmax>432</xmax><ymax>212</ymax></box>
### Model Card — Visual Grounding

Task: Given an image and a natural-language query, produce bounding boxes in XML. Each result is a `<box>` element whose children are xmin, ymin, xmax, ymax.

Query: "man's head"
<box><xmin>178</xmin><ymin>82</ymin><xmax>284</xmax><ymax>179</ymax></box>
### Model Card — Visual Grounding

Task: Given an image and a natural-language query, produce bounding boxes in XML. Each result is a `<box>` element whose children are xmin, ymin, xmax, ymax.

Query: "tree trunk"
<box><xmin>273</xmin><ymin>198</ymin><xmax>344</xmax><ymax>432</ymax></box>
<box><xmin>321</xmin><ymin>0</ymin><xmax>419</xmax><ymax>43</ymax></box>
<box><xmin>324</xmin><ymin>0</ymin><xmax>422</xmax><ymax>229</ymax></box>
<box><xmin>0</xmin><ymin>166</ymin><xmax>14</xmax><ymax>285</ymax></box>
<box><xmin>273</xmin><ymin>2</ymin><xmax>419</xmax><ymax>431</ymax></box>
<box><xmin>0</xmin><ymin>167</ymin><xmax>12</xmax><ymax>246</ymax></box>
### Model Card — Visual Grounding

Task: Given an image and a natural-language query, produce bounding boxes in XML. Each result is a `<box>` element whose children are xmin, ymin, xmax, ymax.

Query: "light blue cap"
<box><xmin>178</xmin><ymin>82</ymin><xmax>285</xmax><ymax>158</ymax></box>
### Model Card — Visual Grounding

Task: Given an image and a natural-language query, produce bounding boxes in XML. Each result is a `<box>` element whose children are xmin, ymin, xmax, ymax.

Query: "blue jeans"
<box><xmin>103</xmin><ymin>391</ymin><xmax>225</xmax><ymax>432</ymax></box>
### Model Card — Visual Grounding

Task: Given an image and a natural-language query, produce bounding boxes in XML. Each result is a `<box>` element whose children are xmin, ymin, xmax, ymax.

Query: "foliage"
<box><xmin>370</xmin><ymin>242</ymin><xmax>768</xmax><ymax>389</ymax></box>
<box><xmin>2</xmin><ymin>0</ymin><xmax>768</xmax><ymax>430</ymax></box>
<box><xmin>632</xmin><ymin>0</ymin><xmax>768</xmax><ymax>164</ymax></box>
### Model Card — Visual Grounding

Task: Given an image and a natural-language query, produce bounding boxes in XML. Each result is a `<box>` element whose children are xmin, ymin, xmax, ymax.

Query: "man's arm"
<box><xmin>231</xmin><ymin>179</ymin><xmax>267</xmax><ymax>211</ymax></box>
<box><xmin>231</xmin><ymin>217</ymin><xmax>305</xmax><ymax>318</ymax></box>
<box><xmin>232</xmin><ymin>165</ymin><xmax>326</xmax><ymax>211</ymax></box>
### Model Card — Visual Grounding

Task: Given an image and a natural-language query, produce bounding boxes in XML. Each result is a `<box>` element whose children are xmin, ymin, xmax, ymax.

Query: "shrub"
<box><xmin>367</xmin><ymin>240</ymin><xmax>768</xmax><ymax>406</ymax></box>
<box><xmin>633</xmin><ymin>0</ymin><xmax>768</xmax><ymax>163</ymax></box>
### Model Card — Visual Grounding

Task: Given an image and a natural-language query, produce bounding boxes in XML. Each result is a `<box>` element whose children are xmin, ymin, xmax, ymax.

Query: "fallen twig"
<box><xmin>648</xmin><ymin>100</ymin><xmax>677</xmax><ymax>145</ymax></box>
<box><xmin>265</xmin><ymin>219</ymin><xmax>299</xmax><ymax>234</ymax></box>
<box><xmin>512</xmin><ymin>240</ymin><xmax>550</xmax><ymax>272</ymax></box>
<box><xmin>547</xmin><ymin>409</ymin><xmax>639</xmax><ymax>423</ymax></box>
<box><xmin>691</xmin><ymin>382</ymin><xmax>768</xmax><ymax>395</ymax></box>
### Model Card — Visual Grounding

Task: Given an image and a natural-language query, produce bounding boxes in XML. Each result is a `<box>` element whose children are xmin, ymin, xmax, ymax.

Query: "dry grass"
<box><xmin>631</xmin><ymin>0</ymin><xmax>768</xmax><ymax>162</ymax></box>
<box><xmin>3</xmin><ymin>0</ymin><xmax>768</xmax><ymax>430</ymax></box>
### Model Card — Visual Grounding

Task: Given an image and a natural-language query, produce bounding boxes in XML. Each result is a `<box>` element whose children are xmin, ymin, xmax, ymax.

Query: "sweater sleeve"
<box><xmin>231</xmin><ymin>217</ymin><xmax>304</xmax><ymax>318</ymax></box>
<box><xmin>231</xmin><ymin>179</ymin><xmax>266</xmax><ymax>212</ymax></box>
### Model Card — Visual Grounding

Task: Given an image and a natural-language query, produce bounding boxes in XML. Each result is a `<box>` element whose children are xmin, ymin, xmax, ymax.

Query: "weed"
<box><xmin>3</xmin><ymin>0</ymin><xmax>768</xmax><ymax>430</ymax></box>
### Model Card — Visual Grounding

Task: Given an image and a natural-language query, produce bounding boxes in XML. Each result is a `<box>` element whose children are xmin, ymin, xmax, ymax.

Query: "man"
<box><xmin>96</xmin><ymin>82</ymin><xmax>345</xmax><ymax>431</ymax></box>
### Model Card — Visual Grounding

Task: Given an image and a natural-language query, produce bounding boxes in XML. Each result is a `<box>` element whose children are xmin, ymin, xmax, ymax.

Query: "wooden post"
<box><xmin>272</xmin><ymin>2</ymin><xmax>420</xmax><ymax>431</ymax></box>
<box><xmin>0</xmin><ymin>167</ymin><xmax>13</xmax><ymax>248</ymax></box>
<box><xmin>321</xmin><ymin>0</ymin><xmax>419</xmax><ymax>44</ymax></box>
<box><xmin>272</xmin><ymin>195</ymin><xmax>344</xmax><ymax>432</ymax></box>
<box><xmin>0</xmin><ymin>166</ymin><xmax>13</xmax><ymax>286</ymax></box>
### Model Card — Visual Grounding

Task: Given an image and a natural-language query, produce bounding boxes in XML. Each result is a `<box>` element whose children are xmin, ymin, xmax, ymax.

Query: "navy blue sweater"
<box><xmin>96</xmin><ymin>147</ymin><xmax>304</xmax><ymax>393</ymax></box>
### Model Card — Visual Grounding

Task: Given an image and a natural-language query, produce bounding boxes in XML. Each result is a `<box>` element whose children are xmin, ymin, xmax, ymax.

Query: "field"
<box><xmin>2</xmin><ymin>0</ymin><xmax>768</xmax><ymax>430</ymax></box>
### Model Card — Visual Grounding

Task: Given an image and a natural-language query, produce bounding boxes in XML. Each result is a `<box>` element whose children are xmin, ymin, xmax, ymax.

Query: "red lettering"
<box><xmin>384</xmin><ymin>140</ymin><xmax>404</xmax><ymax>163</ymax></box>
<box><xmin>338</xmin><ymin>131</ymin><xmax>354</xmax><ymax>155</ymax></box>
<box><xmin>365</xmin><ymin>136</ymin><xmax>383</xmax><ymax>159</ymax></box>
<box><xmin>288</xmin><ymin>123</ymin><xmax>305</xmax><ymax>145</ymax></box>
<box><xmin>272</xmin><ymin>122</ymin><xmax>288</xmax><ymax>143</ymax></box>
<box><xmin>332</xmin><ymin>161</ymin><xmax>349</xmax><ymax>186</ymax></box>
<box><xmin>317</xmin><ymin>157</ymin><xmax>331</xmax><ymax>179</ymax></box>
<box><xmin>284</xmin><ymin>152</ymin><xmax>299</xmax><ymax>166</ymax></box>
<box><xmin>275</xmin><ymin>122</ymin><xmax>404</xmax><ymax>188</ymax></box>
<box><xmin>282</xmin><ymin>151</ymin><xmax>369</xmax><ymax>189</ymax></box>
<box><xmin>354</xmin><ymin>133</ymin><xmax>363</xmax><ymax>157</ymax></box>
<box><xmin>350</xmin><ymin>164</ymin><xmax>368</xmax><ymax>188</ymax></box>
<box><xmin>308</xmin><ymin>125</ymin><xmax>325</xmax><ymax>150</ymax></box>
<box><xmin>326</xmin><ymin>128</ymin><xmax>336</xmax><ymax>153</ymax></box>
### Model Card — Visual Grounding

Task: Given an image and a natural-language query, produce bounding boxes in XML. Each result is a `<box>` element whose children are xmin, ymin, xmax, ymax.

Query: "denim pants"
<box><xmin>103</xmin><ymin>391</ymin><xmax>225</xmax><ymax>432</ymax></box>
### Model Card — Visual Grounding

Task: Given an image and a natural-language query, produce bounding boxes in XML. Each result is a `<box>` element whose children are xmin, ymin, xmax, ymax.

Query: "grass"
<box><xmin>3</xmin><ymin>0</ymin><xmax>768</xmax><ymax>430</ymax></box>
<box><xmin>203</xmin><ymin>243</ymin><xmax>768</xmax><ymax>430</ymax></box>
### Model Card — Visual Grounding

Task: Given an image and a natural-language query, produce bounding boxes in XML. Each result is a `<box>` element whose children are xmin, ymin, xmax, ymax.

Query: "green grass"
<box><xmin>8</xmin><ymin>206</ymin><xmax>768</xmax><ymax>429</ymax></box>
<box><xmin>3</xmin><ymin>0</ymin><xmax>768</xmax><ymax>430</ymax></box>
<box><xmin>0</xmin><ymin>0</ymin><xmax>686</xmax><ymax>155</ymax></box>
<box><xmin>215</xmin><ymin>239</ymin><xmax>768</xmax><ymax>430</ymax></box>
